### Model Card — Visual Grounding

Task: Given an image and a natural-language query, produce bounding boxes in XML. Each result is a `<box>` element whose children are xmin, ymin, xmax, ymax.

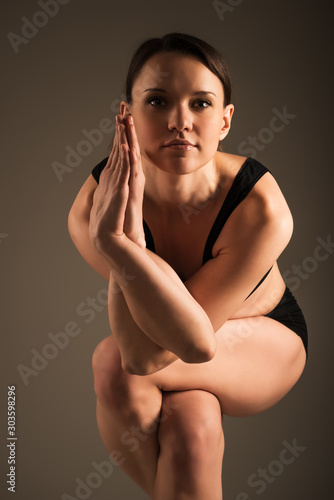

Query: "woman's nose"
<box><xmin>167</xmin><ymin>105</ymin><xmax>193</xmax><ymax>132</ymax></box>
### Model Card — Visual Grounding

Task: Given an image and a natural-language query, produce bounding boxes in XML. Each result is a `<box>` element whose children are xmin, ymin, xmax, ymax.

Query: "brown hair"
<box><xmin>108</xmin><ymin>32</ymin><xmax>233</xmax><ymax>153</ymax></box>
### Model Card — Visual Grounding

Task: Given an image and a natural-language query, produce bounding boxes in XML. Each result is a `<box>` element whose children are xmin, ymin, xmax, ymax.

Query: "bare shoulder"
<box><xmin>213</xmin><ymin>152</ymin><xmax>293</xmax><ymax>253</ymax></box>
<box><xmin>216</xmin><ymin>151</ymin><xmax>292</xmax><ymax>216</ymax></box>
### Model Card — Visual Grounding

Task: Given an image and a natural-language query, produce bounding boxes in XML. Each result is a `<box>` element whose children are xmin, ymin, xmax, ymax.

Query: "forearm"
<box><xmin>108</xmin><ymin>270</ymin><xmax>179</xmax><ymax>375</ymax></box>
<box><xmin>98</xmin><ymin>234</ymin><xmax>216</xmax><ymax>363</ymax></box>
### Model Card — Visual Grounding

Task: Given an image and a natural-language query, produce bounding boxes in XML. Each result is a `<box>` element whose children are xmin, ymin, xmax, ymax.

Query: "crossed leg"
<box><xmin>92</xmin><ymin>314</ymin><xmax>306</xmax><ymax>498</ymax></box>
<box><xmin>93</xmin><ymin>338</ymin><xmax>225</xmax><ymax>499</ymax></box>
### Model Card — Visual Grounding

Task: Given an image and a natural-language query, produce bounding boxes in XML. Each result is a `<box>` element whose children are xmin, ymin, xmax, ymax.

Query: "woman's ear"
<box><xmin>218</xmin><ymin>104</ymin><xmax>234</xmax><ymax>141</ymax></box>
<box><xmin>120</xmin><ymin>100</ymin><xmax>131</xmax><ymax>118</ymax></box>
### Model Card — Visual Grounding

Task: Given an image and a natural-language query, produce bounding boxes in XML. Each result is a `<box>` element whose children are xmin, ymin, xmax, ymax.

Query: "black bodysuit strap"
<box><xmin>245</xmin><ymin>268</ymin><xmax>272</xmax><ymax>299</ymax></box>
<box><xmin>203</xmin><ymin>157</ymin><xmax>270</xmax><ymax>264</ymax></box>
<box><xmin>201</xmin><ymin>157</ymin><xmax>273</xmax><ymax>299</ymax></box>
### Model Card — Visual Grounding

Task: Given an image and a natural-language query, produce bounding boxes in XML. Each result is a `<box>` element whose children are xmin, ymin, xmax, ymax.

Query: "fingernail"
<box><xmin>129</xmin><ymin>116</ymin><xmax>133</xmax><ymax>124</ymax></box>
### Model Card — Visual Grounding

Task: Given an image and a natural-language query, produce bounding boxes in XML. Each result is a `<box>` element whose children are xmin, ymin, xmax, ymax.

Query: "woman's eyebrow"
<box><xmin>143</xmin><ymin>87</ymin><xmax>216</xmax><ymax>97</ymax></box>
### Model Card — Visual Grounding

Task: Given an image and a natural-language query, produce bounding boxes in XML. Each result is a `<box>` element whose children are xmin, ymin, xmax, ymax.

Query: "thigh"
<box><xmin>147</xmin><ymin>316</ymin><xmax>307</xmax><ymax>417</ymax></box>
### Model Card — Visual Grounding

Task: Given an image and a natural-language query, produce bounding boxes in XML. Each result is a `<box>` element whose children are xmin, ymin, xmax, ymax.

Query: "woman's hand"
<box><xmin>121</xmin><ymin>113</ymin><xmax>146</xmax><ymax>249</ymax></box>
<box><xmin>88</xmin><ymin>113</ymin><xmax>146</xmax><ymax>254</ymax></box>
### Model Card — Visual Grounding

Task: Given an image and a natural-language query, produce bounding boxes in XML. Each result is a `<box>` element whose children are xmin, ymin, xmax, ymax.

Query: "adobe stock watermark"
<box><xmin>283</xmin><ymin>234</ymin><xmax>334</xmax><ymax>291</ymax></box>
<box><xmin>61</xmin><ymin>397</ymin><xmax>179</xmax><ymax>499</ymax></box>
<box><xmin>16</xmin><ymin>267</ymin><xmax>135</xmax><ymax>386</ymax></box>
<box><xmin>52</xmin><ymin>112</ymin><xmax>120</xmax><ymax>183</ymax></box>
<box><xmin>7</xmin><ymin>0</ymin><xmax>71</xmax><ymax>54</ymax></box>
<box><xmin>221</xmin><ymin>285</ymin><xmax>285</xmax><ymax>353</ymax></box>
<box><xmin>238</xmin><ymin>106</ymin><xmax>297</xmax><ymax>158</ymax></box>
<box><xmin>212</xmin><ymin>0</ymin><xmax>245</xmax><ymax>21</ymax></box>
<box><xmin>236</xmin><ymin>437</ymin><xmax>306</xmax><ymax>499</ymax></box>
<box><xmin>53</xmin><ymin>63</ymin><xmax>169</xmax><ymax>183</ymax></box>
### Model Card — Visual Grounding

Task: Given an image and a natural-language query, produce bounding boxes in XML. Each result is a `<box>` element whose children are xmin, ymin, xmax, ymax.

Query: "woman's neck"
<box><xmin>142</xmin><ymin>155</ymin><xmax>222</xmax><ymax>215</ymax></box>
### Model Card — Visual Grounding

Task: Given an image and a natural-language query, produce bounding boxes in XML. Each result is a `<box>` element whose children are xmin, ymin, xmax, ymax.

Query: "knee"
<box><xmin>92</xmin><ymin>336</ymin><xmax>127</xmax><ymax>405</ymax></box>
<box><xmin>174</xmin><ymin>419</ymin><xmax>223</xmax><ymax>469</ymax></box>
<box><xmin>159</xmin><ymin>401</ymin><xmax>224</xmax><ymax>470</ymax></box>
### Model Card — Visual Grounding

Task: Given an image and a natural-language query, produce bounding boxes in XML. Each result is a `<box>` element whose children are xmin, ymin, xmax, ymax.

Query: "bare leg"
<box><xmin>153</xmin><ymin>390</ymin><xmax>224</xmax><ymax>500</ymax></box>
<box><xmin>93</xmin><ymin>336</ymin><xmax>225</xmax><ymax>499</ymax></box>
<box><xmin>93</xmin><ymin>335</ymin><xmax>165</xmax><ymax>497</ymax></box>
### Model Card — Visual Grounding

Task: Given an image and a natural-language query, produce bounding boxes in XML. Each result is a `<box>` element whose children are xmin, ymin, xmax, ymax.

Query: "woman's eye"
<box><xmin>195</xmin><ymin>100</ymin><xmax>211</xmax><ymax>108</ymax></box>
<box><xmin>147</xmin><ymin>97</ymin><xmax>166</xmax><ymax>107</ymax></box>
<box><xmin>146</xmin><ymin>98</ymin><xmax>212</xmax><ymax>109</ymax></box>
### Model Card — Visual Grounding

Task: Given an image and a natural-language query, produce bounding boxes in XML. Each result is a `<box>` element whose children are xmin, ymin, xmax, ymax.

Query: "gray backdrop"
<box><xmin>1</xmin><ymin>0</ymin><xmax>333</xmax><ymax>499</ymax></box>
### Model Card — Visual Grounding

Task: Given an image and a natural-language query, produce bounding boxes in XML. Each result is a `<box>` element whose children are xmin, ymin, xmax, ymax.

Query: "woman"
<box><xmin>68</xmin><ymin>32</ymin><xmax>308</xmax><ymax>500</ymax></box>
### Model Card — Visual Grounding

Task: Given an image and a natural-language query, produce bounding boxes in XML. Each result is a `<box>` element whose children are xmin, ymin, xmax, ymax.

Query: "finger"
<box><xmin>102</xmin><ymin>117</ymin><xmax>119</xmax><ymax>176</ymax></box>
<box><xmin>119</xmin><ymin>123</ymin><xmax>131</xmax><ymax>165</ymax></box>
<box><xmin>120</xmin><ymin>122</ymin><xmax>138</xmax><ymax>178</ymax></box>
<box><xmin>119</xmin><ymin>117</ymin><xmax>140</xmax><ymax>175</ymax></box>
<box><xmin>106</xmin><ymin>115</ymin><xmax>122</xmax><ymax>174</ymax></box>
<box><xmin>127</xmin><ymin>117</ymin><xmax>141</xmax><ymax>161</ymax></box>
<box><xmin>120</xmin><ymin>121</ymin><xmax>130</xmax><ymax>149</ymax></box>
<box><xmin>128</xmin><ymin>127</ymin><xmax>142</xmax><ymax>177</ymax></box>
<box><xmin>128</xmin><ymin>146</ymin><xmax>138</xmax><ymax>177</ymax></box>
<box><xmin>117</xmin><ymin>143</ymin><xmax>130</xmax><ymax>186</ymax></box>
<box><xmin>124</xmin><ymin>116</ymin><xmax>135</xmax><ymax>152</ymax></box>
<box><xmin>112</xmin><ymin>115</ymin><xmax>121</xmax><ymax>158</ymax></box>
<box><xmin>118</xmin><ymin>113</ymin><xmax>133</xmax><ymax>153</ymax></box>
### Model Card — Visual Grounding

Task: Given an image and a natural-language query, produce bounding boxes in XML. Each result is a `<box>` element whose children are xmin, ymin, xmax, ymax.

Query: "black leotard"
<box><xmin>91</xmin><ymin>156</ymin><xmax>272</xmax><ymax>300</ymax></box>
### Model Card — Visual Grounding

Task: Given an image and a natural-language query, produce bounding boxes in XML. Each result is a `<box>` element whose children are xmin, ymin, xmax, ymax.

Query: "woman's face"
<box><xmin>122</xmin><ymin>52</ymin><xmax>234</xmax><ymax>175</ymax></box>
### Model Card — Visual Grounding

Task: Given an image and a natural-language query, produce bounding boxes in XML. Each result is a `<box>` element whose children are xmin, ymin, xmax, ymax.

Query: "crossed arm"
<box><xmin>68</xmin><ymin>173</ymin><xmax>292</xmax><ymax>376</ymax></box>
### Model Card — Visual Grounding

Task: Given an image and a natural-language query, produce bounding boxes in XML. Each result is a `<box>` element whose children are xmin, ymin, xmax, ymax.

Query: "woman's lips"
<box><xmin>164</xmin><ymin>144</ymin><xmax>196</xmax><ymax>150</ymax></box>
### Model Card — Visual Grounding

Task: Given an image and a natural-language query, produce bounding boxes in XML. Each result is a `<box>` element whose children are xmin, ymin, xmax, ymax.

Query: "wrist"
<box><xmin>94</xmin><ymin>231</ymin><xmax>128</xmax><ymax>258</ymax></box>
<box><xmin>129</xmin><ymin>232</ymin><xmax>147</xmax><ymax>250</ymax></box>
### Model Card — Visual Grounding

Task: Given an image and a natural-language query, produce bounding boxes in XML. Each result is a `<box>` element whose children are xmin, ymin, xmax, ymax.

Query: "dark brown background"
<box><xmin>1</xmin><ymin>0</ymin><xmax>333</xmax><ymax>499</ymax></box>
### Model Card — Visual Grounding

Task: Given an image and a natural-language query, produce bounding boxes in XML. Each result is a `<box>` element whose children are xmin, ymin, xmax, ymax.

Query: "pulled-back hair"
<box><xmin>125</xmin><ymin>32</ymin><xmax>232</xmax><ymax>108</ymax></box>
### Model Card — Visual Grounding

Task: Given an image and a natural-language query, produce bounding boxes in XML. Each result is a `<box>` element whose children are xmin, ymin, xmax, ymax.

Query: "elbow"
<box><xmin>68</xmin><ymin>208</ymin><xmax>88</xmax><ymax>235</ymax></box>
<box><xmin>182</xmin><ymin>337</ymin><xmax>217</xmax><ymax>364</ymax></box>
<box><xmin>181</xmin><ymin>319</ymin><xmax>217</xmax><ymax>363</ymax></box>
<box><xmin>67</xmin><ymin>210</ymin><xmax>74</xmax><ymax>236</ymax></box>
<box><xmin>67</xmin><ymin>209</ymin><xmax>79</xmax><ymax>239</ymax></box>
